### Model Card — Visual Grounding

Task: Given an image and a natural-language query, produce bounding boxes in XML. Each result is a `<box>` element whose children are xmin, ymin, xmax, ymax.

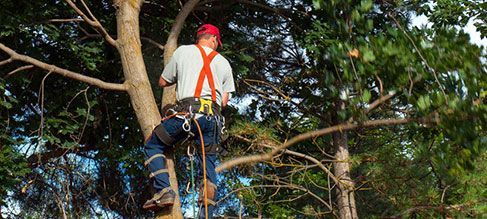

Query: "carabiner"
<box><xmin>182</xmin><ymin>118</ymin><xmax>191</xmax><ymax>132</ymax></box>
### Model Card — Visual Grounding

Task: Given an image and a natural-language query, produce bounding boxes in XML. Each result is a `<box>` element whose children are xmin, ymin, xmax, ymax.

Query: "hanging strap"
<box><xmin>144</xmin><ymin>154</ymin><xmax>166</xmax><ymax>167</ymax></box>
<box><xmin>194</xmin><ymin>44</ymin><xmax>219</xmax><ymax>102</ymax></box>
<box><xmin>149</xmin><ymin>169</ymin><xmax>169</xmax><ymax>178</ymax></box>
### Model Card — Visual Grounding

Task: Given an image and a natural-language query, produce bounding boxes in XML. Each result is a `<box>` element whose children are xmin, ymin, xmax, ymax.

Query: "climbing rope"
<box><xmin>187</xmin><ymin>145</ymin><xmax>197</xmax><ymax>217</ymax></box>
<box><xmin>193</xmin><ymin>118</ymin><xmax>209</xmax><ymax>219</ymax></box>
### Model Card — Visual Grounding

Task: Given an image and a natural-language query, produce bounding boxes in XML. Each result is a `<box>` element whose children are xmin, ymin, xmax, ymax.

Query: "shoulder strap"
<box><xmin>194</xmin><ymin>44</ymin><xmax>219</xmax><ymax>102</ymax></box>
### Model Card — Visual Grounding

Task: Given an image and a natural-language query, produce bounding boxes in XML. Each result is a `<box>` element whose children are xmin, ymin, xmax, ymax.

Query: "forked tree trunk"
<box><xmin>115</xmin><ymin>0</ymin><xmax>160</xmax><ymax>137</ymax></box>
<box><xmin>114</xmin><ymin>0</ymin><xmax>183</xmax><ymax>218</ymax></box>
<box><xmin>332</xmin><ymin>101</ymin><xmax>358</xmax><ymax>219</ymax></box>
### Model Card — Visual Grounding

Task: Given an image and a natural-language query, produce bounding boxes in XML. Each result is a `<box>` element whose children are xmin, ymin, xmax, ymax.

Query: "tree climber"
<box><xmin>143</xmin><ymin>24</ymin><xmax>235</xmax><ymax>219</ymax></box>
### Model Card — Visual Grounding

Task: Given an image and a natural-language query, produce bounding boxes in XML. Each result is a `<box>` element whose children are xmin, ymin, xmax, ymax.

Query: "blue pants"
<box><xmin>144</xmin><ymin>116</ymin><xmax>219</xmax><ymax>218</ymax></box>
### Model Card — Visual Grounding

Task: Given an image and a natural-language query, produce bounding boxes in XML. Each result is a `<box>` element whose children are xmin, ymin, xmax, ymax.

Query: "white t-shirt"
<box><xmin>161</xmin><ymin>45</ymin><xmax>235</xmax><ymax>106</ymax></box>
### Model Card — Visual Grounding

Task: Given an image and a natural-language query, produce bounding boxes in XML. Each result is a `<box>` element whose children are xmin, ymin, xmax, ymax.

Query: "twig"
<box><xmin>77</xmin><ymin>87</ymin><xmax>91</xmax><ymax>143</ymax></box>
<box><xmin>0</xmin><ymin>58</ymin><xmax>12</xmax><ymax>66</ymax></box>
<box><xmin>388</xmin><ymin>12</ymin><xmax>448</xmax><ymax>101</ymax></box>
<box><xmin>46</xmin><ymin>18</ymin><xmax>84</xmax><ymax>23</ymax></box>
<box><xmin>5</xmin><ymin>65</ymin><xmax>34</xmax><ymax>78</ymax></box>
<box><xmin>37</xmin><ymin>71</ymin><xmax>52</xmax><ymax>143</ymax></box>
<box><xmin>64</xmin><ymin>0</ymin><xmax>117</xmax><ymax>46</ymax></box>
<box><xmin>364</xmin><ymin>91</ymin><xmax>396</xmax><ymax>114</ymax></box>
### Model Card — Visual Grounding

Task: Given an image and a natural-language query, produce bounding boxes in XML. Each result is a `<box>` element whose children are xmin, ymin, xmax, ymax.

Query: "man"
<box><xmin>143</xmin><ymin>24</ymin><xmax>235</xmax><ymax>219</ymax></box>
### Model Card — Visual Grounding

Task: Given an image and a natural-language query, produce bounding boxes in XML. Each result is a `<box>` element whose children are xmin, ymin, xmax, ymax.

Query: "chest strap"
<box><xmin>194</xmin><ymin>44</ymin><xmax>219</xmax><ymax>102</ymax></box>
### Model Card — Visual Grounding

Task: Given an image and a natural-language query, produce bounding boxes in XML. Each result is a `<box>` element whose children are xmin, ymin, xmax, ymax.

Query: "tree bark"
<box><xmin>115</xmin><ymin>0</ymin><xmax>161</xmax><ymax>137</ymax></box>
<box><xmin>332</xmin><ymin>101</ymin><xmax>358</xmax><ymax>219</ymax></box>
<box><xmin>114</xmin><ymin>1</ymin><xmax>185</xmax><ymax>218</ymax></box>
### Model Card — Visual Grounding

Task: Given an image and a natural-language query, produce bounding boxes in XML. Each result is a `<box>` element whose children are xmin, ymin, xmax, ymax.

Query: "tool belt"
<box><xmin>172</xmin><ymin>97</ymin><xmax>222</xmax><ymax>117</ymax></box>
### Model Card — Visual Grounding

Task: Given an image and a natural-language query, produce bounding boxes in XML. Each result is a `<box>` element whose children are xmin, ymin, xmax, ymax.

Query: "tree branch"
<box><xmin>233</xmin><ymin>134</ymin><xmax>340</xmax><ymax>185</ymax></box>
<box><xmin>64</xmin><ymin>0</ymin><xmax>117</xmax><ymax>46</ymax></box>
<box><xmin>364</xmin><ymin>91</ymin><xmax>396</xmax><ymax>114</ymax></box>
<box><xmin>5</xmin><ymin>65</ymin><xmax>34</xmax><ymax>78</ymax></box>
<box><xmin>0</xmin><ymin>58</ymin><xmax>13</xmax><ymax>66</ymax></box>
<box><xmin>46</xmin><ymin>18</ymin><xmax>84</xmax><ymax>23</ymax></box>
<box><xmin>78</xmin><ymin>31</ymin><xmax>164</xmax><ymax>51</ymax></box>
<box><xmin>216</xmin><ymin>116</ymin><xmax>439</xmax><ymax>173</ymax></box>
<box><xmin>0</xmin><ymin>43</ymin><xmax>127</xmax><ymax>91</ymax></box>
<box><xmin>27</xmin><ymin>143</ymin><xmax>98</xmax><ymax>167</ymax></box>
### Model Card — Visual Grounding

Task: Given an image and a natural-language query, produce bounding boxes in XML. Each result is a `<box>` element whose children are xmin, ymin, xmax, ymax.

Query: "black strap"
<box><xmin>154</xmin><ymin>124</ymin><xmax>176</xmax><ymax>146</ymax></box>
<box><xmin>175</xmin><ymin>98</ymin><xmax>222</xmax><ymax>117</ymax></box>
<box><xmin>198</xmin><ymin>144</ymin><xmax>228</xmax><ymax>155</ymax></box>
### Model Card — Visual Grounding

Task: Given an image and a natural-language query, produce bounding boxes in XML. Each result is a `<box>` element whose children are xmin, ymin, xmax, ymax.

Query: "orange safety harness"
<box><xmin>194</xmin><ymin>44</ymin><xmax>219</xmax><ymax>102</ymax></box>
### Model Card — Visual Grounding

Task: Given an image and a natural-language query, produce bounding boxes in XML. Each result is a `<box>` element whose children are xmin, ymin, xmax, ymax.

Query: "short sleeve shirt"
<box><xmin>161</xmin><ymin>45</ymin><xmax>235</xmax><ymax>106</ymax></box>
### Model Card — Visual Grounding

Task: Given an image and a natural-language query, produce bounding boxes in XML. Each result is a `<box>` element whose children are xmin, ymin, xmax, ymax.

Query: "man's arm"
<box><xmin>159</xmin><ymin>76</ymin><xmax>174</xmax><ymax>87</ymax></box>
<box><xmin>222</xmin><ymin>92</ymin><xmax>230</xmax><ymax>108</ymax></box>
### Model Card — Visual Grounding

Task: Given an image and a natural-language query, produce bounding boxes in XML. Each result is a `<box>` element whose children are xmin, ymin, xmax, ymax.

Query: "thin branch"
<box><xmin>388</xmin><ymin>13</ymin><xmax>447</xmax><ymax>100</ymax></box>
<box><xmin>5</xmin><ymin>65</ymin><xmax>34</xmax><ymax>78</ymax></box>
<box><xmin>364</xmin><ymin>91</ymin><xmax>396</xmax><ymax>114</ymax></box>
<box><xmin>77</xmin><ymin>87</ymin><xmax>91</xmax><ymax>143</ymax></box>
<box><xmin>78</xmin><ymin>30</ymin><xmax>164</xmax><ymax>51</ymax></box>
<box><xmin>38</xmin><ymin>71</ymin><xmax>52</xmax><ymax>141</ymax></box>
<box><xmin>216</xmin><ymin>116</ymin><xmax>439</xmax><ymax>173</ymax></box>
<box><xmin>234</xmin><ymin>134</ymin><xmax>340</xmax><ymax>185</ymax></box>
<box><xmin>141</xmin><ymin>37</ymin><xmax>165</xmax><ymax>51</ymax></box>
<box><xmin>0</xmin><ymin>58</ymin><xmax>13</xmax><ymax>66</ymax></box>
<box><xmin>245</xmin><ymin>79</ymin><xmax>291</xmax><ymax>101</ymax></box>
<box><xmin>217</xmin><ymin>184</ymin><xmax>333</xmax><ymax>211</ymax></box>
<box><xmin>0</xmin><ymin>43</ymin><xmax>127</xmax><ymax>91</ymax></box>
<box><xmin>46</xmin><ymin>18</ymin><xmax>84</xmax><ymax>23</ymax></box>
<box><xmin>282</xmin><ymin>149</ymin><xmax>339</xmax><ymax>185</ymax></box>
<box><xmin>64</xmin><ymin>0</ymin><xmax>117</xmax><ymax>46</ymax></box>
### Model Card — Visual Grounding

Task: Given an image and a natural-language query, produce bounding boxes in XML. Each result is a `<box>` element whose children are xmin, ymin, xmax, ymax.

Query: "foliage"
<box><xmin>0</xmin><ymin>0</ymin><xmax>485</xmax><ymax>218</ymax></box>
<box><xmin>0</xmin><ymin>79</ymin><xmax>30</xmax><ymax>207</ymax></box>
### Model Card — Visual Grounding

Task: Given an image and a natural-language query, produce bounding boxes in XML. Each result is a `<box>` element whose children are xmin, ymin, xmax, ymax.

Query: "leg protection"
<box><xmin>153</xmin><ymin>124</ymin><xmax>176</xmax><ymax>146</ymax></box>
<box><xmin>198</xmin><ymin>144</ymin><xmax>227</xmax><ymax>155</ymax></box>
<box><xmin>198</xmin><ymin>180</ymin><xmax>217</xmax><ymax>206</ymax></box>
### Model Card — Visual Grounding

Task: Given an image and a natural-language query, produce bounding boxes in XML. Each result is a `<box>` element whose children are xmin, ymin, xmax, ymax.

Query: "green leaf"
<box><xmin>362</xmin><ymin>90</ymin><xmax>371</xmax><ymax>103</ymax></box>
<box><xmin>417</xmin><ymin>95</ymin><xmax>431</xmax><ymax>110</ymax></box>
<box><xmin>360</xmin><ymin>0</ymin><xmax>373</xmax><ymax>12</ymax></box>
<box><xmin>362</xmin><ymin>49</ymin><xmax>376</xmax><ymax>62</ymax></box>
<box><xmin>312</xmin><ymin>0</ymin><xmax>324</xmax><ymax>9</ymax></box>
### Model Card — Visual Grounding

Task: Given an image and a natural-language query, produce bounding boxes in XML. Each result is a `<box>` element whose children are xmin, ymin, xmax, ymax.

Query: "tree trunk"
<box><xmin>114</xmin><ymin>1</ymin><xmax>183</xmax><ymax>218</ymax></box>
<box><xmin>332</xmin><ymin>101</ymin><xmax>358</xmax><ymax>219</ymax></box>
<box><xmin>115</xmin><ymin>0</ymin><xmax>160</xmax><ymax>137</ymax></box>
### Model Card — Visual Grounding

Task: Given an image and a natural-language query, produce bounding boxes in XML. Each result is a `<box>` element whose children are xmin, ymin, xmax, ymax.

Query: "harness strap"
<box><xmin>194</xmin><ymin>44</ymin><xmax>219</xmax><ymax>102</ymax></box>
<box><xmin>150</xmin><ymin>169</ymin><xmax>169</xmax><ymax>178</ymax></box>
<box><xmin>154</xmin><ymin>124</ymin><xmax>176</xmax><ymax>146</ymax></box>
<box><xmin>144</xmin><ymin>154</ymin><xmax>166</xmax><ymax>167</ymax></box>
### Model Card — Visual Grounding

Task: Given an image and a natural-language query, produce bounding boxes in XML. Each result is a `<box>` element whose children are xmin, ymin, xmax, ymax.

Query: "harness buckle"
<box><xmin>198</xmin><ymin>98</ymin><xmax>214</xmax><ymax>116</ymax></box>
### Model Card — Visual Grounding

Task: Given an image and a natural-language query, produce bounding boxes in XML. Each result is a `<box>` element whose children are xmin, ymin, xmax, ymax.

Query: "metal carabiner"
<box><xmin>220</xmin><ymin>116</ymin><xmax>226</xmax><ymax>134</ymax></box>
<box><xmin>182</xmin><ymin>118</ymin><xmax>191</xmax><ymax>132</ymax></box>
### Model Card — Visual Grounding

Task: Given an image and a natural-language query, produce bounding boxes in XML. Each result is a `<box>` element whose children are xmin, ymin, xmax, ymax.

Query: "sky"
<box><xmin>412</xmin><ymin>15</ymin><xmax>486</xmax><ymax>48</ymax></box>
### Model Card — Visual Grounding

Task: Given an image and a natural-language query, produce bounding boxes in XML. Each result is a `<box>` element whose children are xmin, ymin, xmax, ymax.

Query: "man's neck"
<box><xmin>197</xmin><ymin>41</ymin><xmax>215</xmax><ymax>50</ymax></box>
